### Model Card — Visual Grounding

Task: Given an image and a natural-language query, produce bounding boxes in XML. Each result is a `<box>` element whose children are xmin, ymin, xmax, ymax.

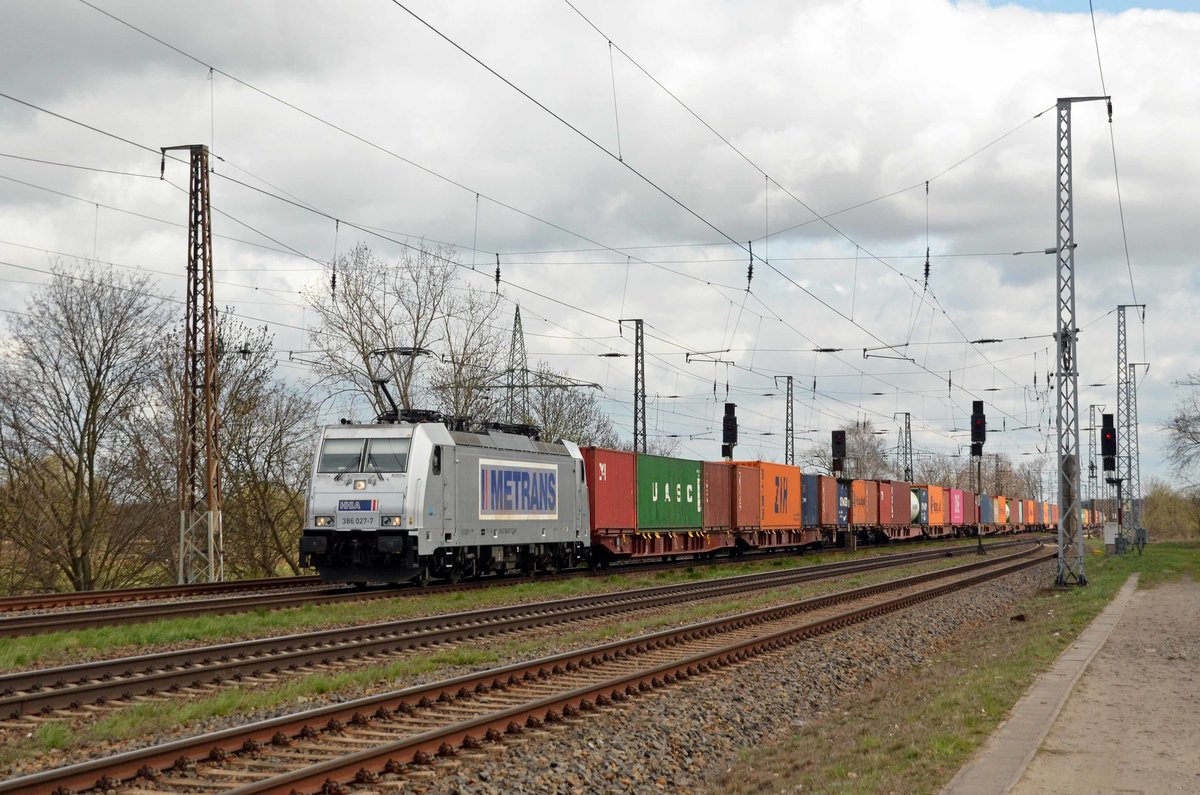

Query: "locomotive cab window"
<box><xmin>366</xmin><ymin>438</ymin><xmax>411</xmax><ymax>473</ymax></box>
<box><xmin>317</xmin><ymin>438</ymin><xmax>364</xmax><ymax>474</ymax></box>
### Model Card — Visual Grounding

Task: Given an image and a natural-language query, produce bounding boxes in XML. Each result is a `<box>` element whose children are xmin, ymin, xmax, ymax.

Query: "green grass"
<box><xmin>0</xmin><ymin>552</ymin><xmax>987</xmax><ymax>770</ymax></box>
<box><xmin>0</xmin><ymin>540</ymin><xmax>991</xmax><ymax>671</ymax></box>
<box><xmin>33</xmin><ymin>721</ymin><xmax>75</xmax><ymax>750</ymax></box>
<box><xmin>709</xmin><ymin>541</ymin><xmax>1200</xmax><ymax>794</ymax></box>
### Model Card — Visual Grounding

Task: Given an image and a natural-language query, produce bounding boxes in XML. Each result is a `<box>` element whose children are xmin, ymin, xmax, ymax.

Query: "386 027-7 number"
<box><xmin>336</xmin><ymin>513</ymin><xmax>379</xmax><ymax>529</ymax></box>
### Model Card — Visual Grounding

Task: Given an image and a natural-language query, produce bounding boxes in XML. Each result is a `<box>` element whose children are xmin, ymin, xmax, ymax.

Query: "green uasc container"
<box><xmin>636</xmin><ymin>454</ymin><xmax>703</xmax><ymax>529</ymax></box>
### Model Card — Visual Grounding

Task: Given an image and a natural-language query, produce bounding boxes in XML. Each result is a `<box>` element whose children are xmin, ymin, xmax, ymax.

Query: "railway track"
<box><xmin>0</xmin><ymin>540</ymin><xmax>1029</xmax><ymax>720</ymax></box>
<box><xmin>0</xmin><ymin>576</ymin><xmax>323</xmax><ymax>615</ymax></box>
<box><xmin>0</xmin><ymin>543</ymin><xmax>1052</xmax><ymax>795</ymax></box>
<box><xmin>0</xmin><ymin>537</ymin><xmax>1031</xmax><ymax>638</ymax></box>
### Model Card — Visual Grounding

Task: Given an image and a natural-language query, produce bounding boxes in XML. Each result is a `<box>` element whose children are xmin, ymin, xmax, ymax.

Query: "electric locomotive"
<box><xmin>299</xmin><ymin>410</ymin><xmax>590</xmax><ymax>585</ymax></box>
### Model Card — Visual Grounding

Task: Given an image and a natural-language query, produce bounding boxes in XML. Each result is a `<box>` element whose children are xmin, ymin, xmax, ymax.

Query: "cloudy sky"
<box><xmin>2</xmin><ymin>0</ymin><xmax>1196</xmax><ymax>497</ymax></box>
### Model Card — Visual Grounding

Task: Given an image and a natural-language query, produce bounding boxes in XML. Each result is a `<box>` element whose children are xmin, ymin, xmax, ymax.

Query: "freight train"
<box><xmin>298</xmin><ymin>416</ymin><xmax>1095</xmax><ymax>584</ymax></box>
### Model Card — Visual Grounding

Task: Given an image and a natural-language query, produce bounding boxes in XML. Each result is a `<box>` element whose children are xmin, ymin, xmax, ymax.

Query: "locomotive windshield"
<box><xmin>317</xmin><ymin>438</ymin><xmax>364</xmax><ymax>474</ymax></box>
<box><xmin>365</xmin><ymin>438</ymin><xmax>410</xmax><ymax>472</ymax></box>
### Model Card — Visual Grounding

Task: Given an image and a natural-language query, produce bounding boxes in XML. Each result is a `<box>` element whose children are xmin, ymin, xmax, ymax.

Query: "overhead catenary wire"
<box><xmin>21</xmin><ymin>3</ymin><xmax>1060</xmax><ymax>453</ymax></box>
<box><xmin>46</xmin><ymin>5</ymin><xmax>1047</xmax><ymax>419</ymax></box>
<box><xmin>1088</xmin><ymin>0</ymin><xmax>1141</xmax><ymax>355</ymax></box>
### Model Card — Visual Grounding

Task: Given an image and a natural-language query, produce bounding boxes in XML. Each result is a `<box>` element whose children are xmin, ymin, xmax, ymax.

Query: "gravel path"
<box><xmin>355</xmin><ymin>560</ymin><xmax>1054</xmax><ymax>794</ymax></box>
<box><xmin>1010</xmin><ymin>576</ymin><xmax>1200</xmax><ymax>794</ymax></box>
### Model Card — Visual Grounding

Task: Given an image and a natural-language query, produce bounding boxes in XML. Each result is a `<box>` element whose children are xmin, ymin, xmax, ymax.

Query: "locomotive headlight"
<box><xmin>353</xmin><ymin>479</ymin><xmax>367</xmax><ymax>491</ymax></box>
<box><xmin>381</xmin><ymin>515</ymin><xmax>402</xmax><ymax>527</ymax></box>
<box><xmin>314</xmin><ymin>515</ymin><xmax>334</xmax><ymax>527</ymax></box>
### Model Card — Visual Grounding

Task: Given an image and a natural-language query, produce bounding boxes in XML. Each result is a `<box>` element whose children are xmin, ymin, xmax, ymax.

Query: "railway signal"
<box><xmin>831</xmin><ymin>429</ymin><xmax>846</xmax><ymax>474</ymax></box>
<box><xmin>1101</xmin><ymin>413</ymin><xmax>1116</xmax><ymax>471</ymax></box>
<box><xmin>970</xmin><ymin>400</ymin><xmax>986</xmax><ymax>447</ymax></box>
<box><xmin>721</xmin><ymin>402</ymin><xmax>738</xmax><ymax>459</ymax></box>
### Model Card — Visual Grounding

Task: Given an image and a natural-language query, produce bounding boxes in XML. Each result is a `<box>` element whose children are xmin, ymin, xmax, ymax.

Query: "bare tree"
<box><xmin>304</xmin><ymin>243</ymin><xmax>461</xmax><ymax>417</ymax></box>
<box><xmin>843</xmin><ymin>419</ymin><xmax>894</xmax><ymax>479</ymax></box>
<box><xmin>216</xmin><ymin>321</ymin><xmax>317</xmax><ymax>577</ymax></box>
<box><xmin>1141</xmin><ymin>478</ymin><xmax>1200</xmax><ymax>540</ymax></box>
<box><xmin>128</xmin><ymin>317</ymin><xmax>318</xmax><ymax>579</ymax></box>
<box><xmin>0</xmin><ymin>266</ymin><xmax>170</xmax><ymax>591</ymax></box>
<box><xmin>428</xmin><ymin>286</ymin><xmax>506</xmax><ymax>423</ymax></box>
<box><xmin>1165</xmin><ymin>374</ymin><xmax>1200</xmax><ymax>484</ymax></box>
<box><xmin>524</xmin><ymin>361</ymin><xmax>620</xmax><ymax>447</ymax></box>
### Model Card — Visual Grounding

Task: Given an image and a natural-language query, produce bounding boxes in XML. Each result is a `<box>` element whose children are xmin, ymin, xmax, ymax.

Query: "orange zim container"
<box><xmin>733</xmin><ymin>461</ymin><xmax>802</xmax><ymax>527</ymax></box>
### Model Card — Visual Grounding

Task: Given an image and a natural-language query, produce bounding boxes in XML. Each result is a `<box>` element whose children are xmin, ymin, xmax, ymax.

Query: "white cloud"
<box><xmin>1</xmin><ymin>0</ymin><xmax>1194</xmax><ymax>491</ymax></box>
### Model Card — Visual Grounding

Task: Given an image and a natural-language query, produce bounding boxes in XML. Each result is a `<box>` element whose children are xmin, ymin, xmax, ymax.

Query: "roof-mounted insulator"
<box><xmin>746</xmin><ymin>241</ymin><xmax>753</xmax><ymax>291</ymax></box>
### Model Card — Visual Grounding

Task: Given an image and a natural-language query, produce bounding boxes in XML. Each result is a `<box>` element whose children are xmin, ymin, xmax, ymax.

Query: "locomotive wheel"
<box><xmin>447</xmin><ymin>565</ymin><xmax>463</xmax><ymax>585</ymax></box>
<box><xmin>415</xmin><ymin>566</ymin><xmax>432</xmax><ymax>587</ymax></box>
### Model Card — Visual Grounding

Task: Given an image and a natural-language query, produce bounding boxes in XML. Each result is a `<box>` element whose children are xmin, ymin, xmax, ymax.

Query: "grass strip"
<box><xmin>0</xmin><ymin>554</ymin><xmax>976</xmax><ymax>770</ymax></box>
<box><xmin>1</xmin><ymin>540</ymin><xmax>992</xmax><ymax>670</ymax></box>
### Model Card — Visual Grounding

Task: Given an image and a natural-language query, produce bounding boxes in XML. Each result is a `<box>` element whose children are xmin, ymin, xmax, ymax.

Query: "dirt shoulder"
<box><xmin>1011</xmin><ymin>577</ymin><xmax>1200</xmax><ymax>794</ymax></box>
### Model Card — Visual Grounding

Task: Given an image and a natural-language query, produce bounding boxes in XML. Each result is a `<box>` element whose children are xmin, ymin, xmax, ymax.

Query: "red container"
<box><xmin>878</xmin><ymin>481</ymin><xmax>893</xmax><ymax>525</ymax></box>
<box><xmin>701</xmin><ymin>462</ymin><xmax>732</xmax><ymax>530</ymax></box>
<box><xmin>581</xmin><ymin>447</ymin><xmax>637</xmax><ymax>530</ymax></box>
<box><xmin>888</xmin><ymin>481</ymin><xmax>911</xmax><ymax>527</ymax></box>
<box><xmin>948</xmin><ymin>489</ymin><xmax>965</xmax><ymax>525</ymax></box>
<box><xmin>733</xmin><ymin>465</ymin><xmax>762</xmax><ymax>529</ymax></box>
<box><xmin>850</xmin><ymin>480</ymin><xmax>878</xmax><ymax>526</ymax></box>
<box><xmin>1025</xmin><ymin>499</ymin><xmax>1036</xmax><ymax>526</ymax></box>
<box><xmin>818</xmin><ymin>476</ymin><xmax>838</xmax><ymax>526</ymax></box>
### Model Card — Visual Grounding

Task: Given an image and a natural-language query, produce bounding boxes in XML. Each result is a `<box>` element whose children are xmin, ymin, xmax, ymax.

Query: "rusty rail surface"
<box><xmin>0</xmin><ymin>540</ymin><xmax>1029</xmax><ymax>719</ymax></box>
<box><xmin>0</xmin><ymin>538</ymin><xmax>1034</xmax><ymax>639</ymax></box>
<box><xmin>0</xmin><ymin>545</ymin><xmax>1050</xmax><ymax>795</ymax></box>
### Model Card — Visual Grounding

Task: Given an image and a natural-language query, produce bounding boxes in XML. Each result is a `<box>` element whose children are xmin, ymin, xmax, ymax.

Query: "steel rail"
<box><xmin>0</xmin><ymin>544</ymin><xmax>1048</xmax><ymax>795</ymax></box>
<box><xmin>0</xmin><ymin>576</ymin><xmax>323</xmax><ymax>614</ymax></box>
<box><xmin>0</xmin><ymin>535</ymin><xmax>1042</xmax><ymax>634</ymax></box>
<box><xmin>225</xmin><ymin>552</ymin><xmax>1052</xmax><ymax>795</ymax></box>
<box><xmin>0</xmin><ymin>541</ymin><xmax>1022</xmax><ymax>718</ymax></box>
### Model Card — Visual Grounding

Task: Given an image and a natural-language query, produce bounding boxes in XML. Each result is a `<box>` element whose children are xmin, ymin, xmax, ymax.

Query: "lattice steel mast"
<box><xmin>1051</xmin><ymin>96</ymin><xmax>1108</xmax><ymax>587</ymax></box>
<box><xmin>1116</xmin><ymin>304</ymin><xmax>1146</xmax><ymax>535</ymax></box>
<box><xmin>164</xmin><ymin>144</ymin><xmax>223</xmax><ymax>584</ymax></box>
<box><xmin>620</xmin><ymin>319</ymin><xmax>646</xmax><ymax>453</ymax></box>
<box><xmin>775</xmin><ymin>375</ymin><xmax>794</xmax><ymax>465</ymax></box>
<box><xmin>506</xmin><ymin>305</ymin><xmax>529</xmax><ymax>423</ymax></box>
<box><xmin>1128</xmin><ymin>361</ymin><xmax>1146</xmax><ymax>528</ymax></box>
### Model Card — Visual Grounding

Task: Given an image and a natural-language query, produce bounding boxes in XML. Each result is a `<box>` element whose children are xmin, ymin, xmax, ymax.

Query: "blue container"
<box><xmin>801</xmin><ymin>474</ymin><xmax>820</xmax><ymax>528</ymax></box>
<box><xmin>915</xmin><ymin>487</ymin><xmax>929</xmax><ymax>526</ymax></box>
<box><xmin>980</xmin><ymin>493</ymin><xmax>995</xmax><ymax>525</ymax></box>
<box><xmin>836</xmin><ymin>480</ymin><xmax>850</xmax><ymax>527</ymax></box>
